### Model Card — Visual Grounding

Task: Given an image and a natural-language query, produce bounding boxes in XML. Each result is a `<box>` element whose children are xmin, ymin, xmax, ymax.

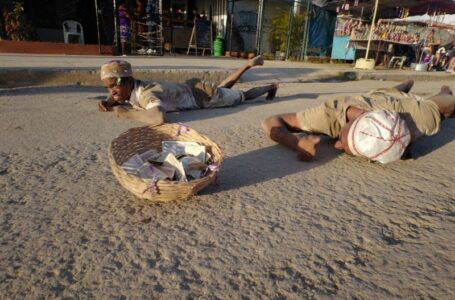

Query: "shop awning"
<box><xmin>315</xmin><ymin>0</ymin><xmax>455</xmax><ymax>17</ymax></box>
<box><xmin>399</xmin><ymin>13</ymin><xmax>455</xmax><ymax>25</ymax></box>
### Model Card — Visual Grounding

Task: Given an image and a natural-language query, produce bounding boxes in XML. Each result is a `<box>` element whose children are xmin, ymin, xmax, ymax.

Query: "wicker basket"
<box><xmin>108</xmin><ymin>123</ymin><xmax>223</xmax><ymax>202</ymax></box>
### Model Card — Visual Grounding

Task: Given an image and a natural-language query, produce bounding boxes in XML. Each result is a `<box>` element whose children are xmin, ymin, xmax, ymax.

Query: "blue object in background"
<box><xmin>331</xmin><ymin>36</ymin><xmax>356</xmax><ymax>60</ymax></box>
<box><xmin>308</xmin><ymin>6</ymin><xmax>336</xmax><ymax>56</ymax></box>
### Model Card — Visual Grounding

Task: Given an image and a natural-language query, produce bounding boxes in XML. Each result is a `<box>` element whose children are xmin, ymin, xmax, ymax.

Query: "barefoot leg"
<box><xmin>393</xmin><ymin>79</ymin><xmax>414</xmax><ymax>93</ymax></box>
<box><xmin>428</xmin><ymin>86</ymin><xmax>455</xmax><ymax>118</ymax></box>
<box><xmin>266</xmin><ymin>83</ymin><xmax>279</xmax><ymax>100</ymax></box>
<box><xmin>243</xmin><ymin>83</ymin><xmax>278</xmax><ymax>101</ymax></box>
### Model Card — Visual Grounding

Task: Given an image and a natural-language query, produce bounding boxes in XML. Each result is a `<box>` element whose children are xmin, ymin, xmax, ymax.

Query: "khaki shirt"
<box><xmin>128</xmin><ymin>79</ymin><xmax>199</xmax><ymax>112</ymax></box>
<box><xmin>296</xmin><ymin>88</ymin><xmax>441</xmax><ymax>141</ymax></box>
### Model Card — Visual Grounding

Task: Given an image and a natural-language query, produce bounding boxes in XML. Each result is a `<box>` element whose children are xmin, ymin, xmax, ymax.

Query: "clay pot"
<box><xmin>247</xmin><ymin>52</ymin><xmax>256</xmax><ymax>59</ymax></box>
<box><xmin>230</xmin><ymin>51</ymin><xmax>238</xmax><ymax>57</ymax></box>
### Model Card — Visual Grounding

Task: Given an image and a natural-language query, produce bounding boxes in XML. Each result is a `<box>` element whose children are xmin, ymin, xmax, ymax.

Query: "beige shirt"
<box><xmin>128</xmin><ymin>80</ymin><xmax>199</xmax><ymax>112</ymax></box>
<box><xmin>296</xmin><ymin>88</ymin><xmax>441</xmax><ymax>141</ymax></box>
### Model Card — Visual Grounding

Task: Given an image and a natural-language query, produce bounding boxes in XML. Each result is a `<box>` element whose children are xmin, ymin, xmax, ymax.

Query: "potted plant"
<box><xmin>3</xmin><ymin>1</ymin><xmax>34</xmax><ymax>41</ymax></box>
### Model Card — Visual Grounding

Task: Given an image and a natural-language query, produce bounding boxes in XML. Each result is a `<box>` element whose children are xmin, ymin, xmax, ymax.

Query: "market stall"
<box><xmin>324</xmin><ymin>0</ymin><xmax>455</xmax><ymax>68</ymax></box>
<box><xmin>347</xmin><ymin>18</ymin><xmax>455</xmax><ymax>66</ymax></box>
<box><xmin>331</xmin><ymin>15</ymin><xmax>369</xmax><ymax>60</ymax></box>
<box><xmin>348</xmin><ymin>19</ymin><xmax>426</xmax><ymax>65</ymax></box>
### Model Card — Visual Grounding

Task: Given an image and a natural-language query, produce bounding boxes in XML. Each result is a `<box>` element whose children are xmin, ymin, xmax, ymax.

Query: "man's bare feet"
<box><xmin>296</xmin><ymin>134</ymin><xmax>321</xmax><ymax>161</ymax></box>
<box><xmin>266</xmin><ymin>83</ymin><xmax>279</xmax><ymax>100</ymax></box>
<box><xmin>248</xmin><ymin>55</ymin><xmax>264</xmax><ymax>67</ymax></box>
<box><xmin>439</xmin><ymin>85</ymin><xmax>453</xmax><ymax>95</ymax></box>
<box><xmin>394</xmin><ymin>79</ymin><xmax>414</xmax><ymax>93</ymax></box>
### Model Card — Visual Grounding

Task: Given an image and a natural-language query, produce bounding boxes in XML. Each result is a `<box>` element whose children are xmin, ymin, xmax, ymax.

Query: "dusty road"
<box><xmin>0</xmin><ymin>76</ymin><xmax>454</xmax><ymax>299</ymax></box>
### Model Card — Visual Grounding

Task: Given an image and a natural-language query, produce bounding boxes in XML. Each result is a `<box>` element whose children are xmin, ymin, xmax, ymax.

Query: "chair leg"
<box><xmin>388</xmin><ymin>57</ymin><xmax>396</xmax><ymax>69</ymax></box>
<box><xmin>399</xmin><ymin>57</ymin><xmax>407</xmax><ymax>69</ymax></box>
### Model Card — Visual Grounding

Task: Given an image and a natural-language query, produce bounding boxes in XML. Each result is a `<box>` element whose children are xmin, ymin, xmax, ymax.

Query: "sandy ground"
<box><xmin>0</xmin><ymin>77</ymin><xmax>454</xmax><ymax>299</ymax></box>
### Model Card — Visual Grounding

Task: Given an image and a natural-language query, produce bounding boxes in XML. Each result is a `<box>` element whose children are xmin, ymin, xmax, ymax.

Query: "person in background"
<box><xmin>446</xmin><ymin>55</ymin><xmax>455</xmax><ymax>73</ymax></box>
<box><xmin>428</xmin><ymin>36</ymin><xmax>455</xmax><ymax>71</ymax></box>
<box><xmin>441</xmin><ymin>37</ymin><xmax>455</xmax><ymax>71</ymax></box>
<box><xmin>118</xmin><ymin>2</ymin><xmax>131</xmax><ymax>56</ymax></box>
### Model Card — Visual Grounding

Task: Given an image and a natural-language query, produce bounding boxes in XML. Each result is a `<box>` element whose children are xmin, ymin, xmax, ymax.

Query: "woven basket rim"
<box><xmin>108</xmin><ymin>123</ymin><xmax>223</xmax><ymax>201</ymax></box>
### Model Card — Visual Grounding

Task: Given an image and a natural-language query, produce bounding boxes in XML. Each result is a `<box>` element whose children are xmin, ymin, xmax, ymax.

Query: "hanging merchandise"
<box><xmin>399</xmin><ymin>8</ymin><xmax>410</xmax><ymax>19</ymax></box>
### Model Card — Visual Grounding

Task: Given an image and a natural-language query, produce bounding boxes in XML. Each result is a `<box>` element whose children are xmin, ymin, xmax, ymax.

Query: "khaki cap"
<box><xmin>100</xmin><ymin>60</ymin><xmax>133</xmax><ymax>80</ymax></box>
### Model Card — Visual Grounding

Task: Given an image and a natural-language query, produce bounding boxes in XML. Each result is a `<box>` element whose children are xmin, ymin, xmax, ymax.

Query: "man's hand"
<box><xmin>295</xmin><ymin>135</ymin><xmax>321</xmax><ymax>161</ymax></box>
<box><xmin>98</xmin><ymin>100</ymin><xmax>112</xmax><ymax>112</ymax></box>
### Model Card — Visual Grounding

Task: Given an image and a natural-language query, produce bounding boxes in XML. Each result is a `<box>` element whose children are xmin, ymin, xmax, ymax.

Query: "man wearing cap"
<box><xmin>428</xmin><ymin>37</ymin><xmax>455</xmax><ymax>71</ymax></box>
<box><xmin>261</xmin><ymin>80</ymin><xmax>455</xmax><ymax>164</ymax></box>
<box><xmin>98</xmin><ymin>57</ymin><xmax>278</xmax><ymax>125</ymax></box>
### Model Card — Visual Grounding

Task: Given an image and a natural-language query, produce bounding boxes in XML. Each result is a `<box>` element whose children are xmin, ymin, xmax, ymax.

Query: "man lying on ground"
<box><xmin>98</xmin><ymin>57</ymin><xmax>278</xmax><ymax>125</ymax></box>
<box><xmin>262</xmin><ymin>80</ymin><xmax>455</xmax><ymax>163</ymax></box>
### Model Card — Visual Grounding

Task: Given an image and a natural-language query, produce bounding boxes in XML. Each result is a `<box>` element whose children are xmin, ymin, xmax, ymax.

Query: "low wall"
<box><xmin>0</xmin><ymin>40</ymin><xmax>112</xmax><ymax>55</ymax></box>
<box><xmin>0</xmin><ymin>69</ymin><xmax>231</xmax><ymax>89</ymax></box>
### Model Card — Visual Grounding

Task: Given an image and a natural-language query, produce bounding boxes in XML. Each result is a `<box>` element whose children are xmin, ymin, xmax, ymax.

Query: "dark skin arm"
<box><xmin>262</xmin><ymin>107</ymin><xmax>367</xmax><ymax>161</ymax></box>
<box><xmin>262</xmin><ymin>113</ymin><xmax>301</xmax><ymax>150</ymax></box>
<box><xmin>98</xmin><ymin>96</ymin><xmax>123</xmax><ymax>112</ymax></box>
<box><xmin>261</xmin><ymin>113</ymin><xmax>321</xmax><ymax>161</ymax></box>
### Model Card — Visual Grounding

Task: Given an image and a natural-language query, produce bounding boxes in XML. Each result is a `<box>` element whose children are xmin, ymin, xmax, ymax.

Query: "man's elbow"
<box><xmin>147</xmin><ymin>108</ymin><xmax>165</xmax><ymax>126</ymax></box>
<box><xmin>155</xmin><ymin>112</ymin><xmax>165</xmax><ymax>125</ymax></box>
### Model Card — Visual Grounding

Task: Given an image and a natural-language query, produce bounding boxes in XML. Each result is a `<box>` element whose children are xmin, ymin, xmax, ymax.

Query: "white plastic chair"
<box><xmin>62</xmin><ymin>20</ymin><xmax>84</xmax><ymax>44</ymax></box>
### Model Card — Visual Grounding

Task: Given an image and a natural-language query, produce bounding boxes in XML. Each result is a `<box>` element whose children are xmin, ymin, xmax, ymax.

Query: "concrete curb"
<box><xmin>0</xmin><ymin>67</ymin><xmax>453</xmax><ymax>89</ymax></box>
<box><xmin>296</xmin><ymin>69</ymin><xmax>454</xmax><ymax>83</ymax></box>
<box><xmin>0</xmin><ymin>69</ymin><xmax>231</xmax><ymax>88</ymax></box>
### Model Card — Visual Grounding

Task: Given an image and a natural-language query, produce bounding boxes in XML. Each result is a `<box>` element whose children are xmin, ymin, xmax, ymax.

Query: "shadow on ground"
<box><xmin>0</xmin><ymin>85</ymin><xmax>105</xmax><ymax>96</ymax></box>
<box><xmin>410</xmin><ymin>119</ymin><xmax>455</xmax><ymax>159</ymax></box>
<box><xmin>203</xmin><ymin>138</ymin><xmax>340</xmax><ymax>193</ymax></box>
<box><xmin>0</xmin><ymin>85</ymin><xmax>324</xmax><ymax>123</ymax></box>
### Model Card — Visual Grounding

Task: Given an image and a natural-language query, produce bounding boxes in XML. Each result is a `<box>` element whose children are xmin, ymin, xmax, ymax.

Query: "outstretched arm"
<box><xmin>261</xmin><ymin>113</ymin><xmax>320</xmax><ymax>161</ymax></box>
<box><xmin>98</xmin><ymin>96</ymin><xmax>123</xmax><ymax>112</ymax></box>
<box><xmin>262</xmin><ymin>113</ymin><xmax>301</xmax><ymax>150</ymax></box>
<box><xmin>113</xmin><ymin>105</ymin><xmax>165</xmax><ymax>126</ymax></box>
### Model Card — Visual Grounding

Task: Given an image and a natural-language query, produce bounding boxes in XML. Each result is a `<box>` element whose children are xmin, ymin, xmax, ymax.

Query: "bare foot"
<box><xmin>296</xmin><ymin>135</ymin><xmax>321</xmax><ymax>161</ymax></box>
<box><xmin>394</xmin><ymin>79</ymin><xmax>414</xmax><ymax>93</ymax></box>
<box><xmin>248</xmin><ymin>55</ymin><xmax>264</xmax><ymax>67</ymax></box>
<box><xmin>439</xmin><ymin>85</ymin><xmax>453</xmax><ymax>95</ymax></box>
<box><xmin>266</xmin><ymin>83</ymin><xmax>279</xmax><ymax>100</ymax></box>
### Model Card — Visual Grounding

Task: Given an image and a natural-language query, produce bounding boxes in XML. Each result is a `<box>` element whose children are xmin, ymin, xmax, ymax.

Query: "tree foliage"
<box><xmin>269</xmin><ymin>10</ymin><xmax>306</xmax><ymax>53</ymax></box>
<box><xmin>3</xmin><ymin>1</ymin><xmax>34</xmax><ymax>41</ymax></box>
